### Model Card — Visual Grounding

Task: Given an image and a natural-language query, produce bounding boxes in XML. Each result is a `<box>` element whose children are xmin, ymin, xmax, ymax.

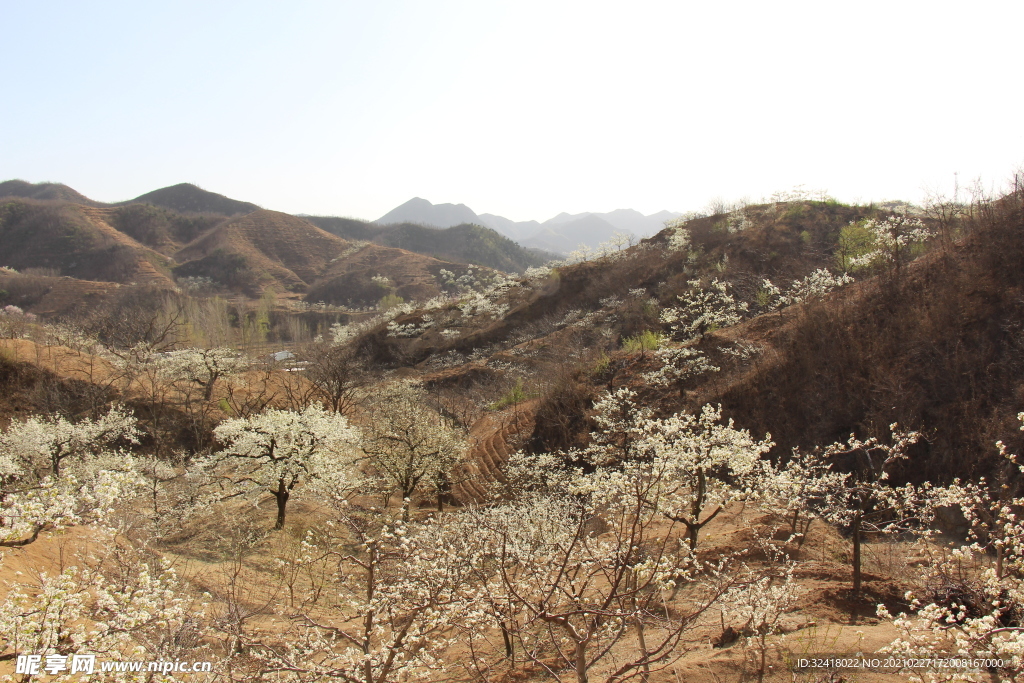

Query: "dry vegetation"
<box><xmin>1</xmin><ymin>178</ymin><xmax>1024</xmax><ymax>681</ymax></box>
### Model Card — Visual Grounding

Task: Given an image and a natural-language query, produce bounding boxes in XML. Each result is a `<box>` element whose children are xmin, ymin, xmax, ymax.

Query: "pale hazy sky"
<box><xmin>2</xmin><ymin>0</ymin><xmax>1021</xmax><ymax>223</ymax></box>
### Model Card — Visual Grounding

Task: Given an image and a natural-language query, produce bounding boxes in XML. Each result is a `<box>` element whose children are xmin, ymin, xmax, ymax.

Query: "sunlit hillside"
<box><xmin>2</xmin><ymin>178</ymin><xmax>1024</xmax><ymax>682</ymax></box>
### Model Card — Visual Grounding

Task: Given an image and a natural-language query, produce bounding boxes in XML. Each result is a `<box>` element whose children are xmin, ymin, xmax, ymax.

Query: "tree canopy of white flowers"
<box><xmin>664</xmin><ymin>221</ymin><xmax>691</xmax><ymax>252</ymax></box>
<box><xmin>849</xmin><ymin>214</ymin><xmax>936</xmax><ymax>272</ymax></box>
<box><xmin>771</xmin><ymin>424</ymin><xmax>935</xmax><ymax>594</ymax></box>
<box><xmin>204</xmin><ymin>404</ymin><xmax>361</xmax><ymax>529</ymax></box>
<box><xmin>0</xmin><ymin>405</ymin><xmax>139</xmax><ymax>479</ymax></box>
<box><xmin>0</xmin><ymin>461</ymin><xmax>138</xmax><ymax>548</ymax></box>
<box><xmin>639</xmin><ymin>402</ymin><xmax>773</xmax><ymax>549</ymax></box>
<box><xmin>0</xmin><ymin>541</ymin><xmax>206</xmax><ymax>680</ymax></box>
<box><xmin>0</xmin><ymin>407</ymin><xmax>142</xmax><ymax>547</ymax></box>
<box><xmin>660</xmin><ymin>278</ymin><xmax>748</xmax><ymax>342</ymax></box>
<box><xmin>151</xmin><ymin>347</ymin><xmax>250</xmax><ymax>401</ymax></box>
<box><xmin>504</xmin><ymin>389</ymin><xmax>773</xmax><ymax>551</ymax></box>
<box><xmin>359</xmin><ymin>382</ymin><xmax>465</xmax><ymax>520</ymax></box>
<box><xmin>641</xmin><ymin>346</ymin><xmax>721</xmax><ymax>391</ymax></box>
<box><xmin>877</xmin><ymin>413</ymin><xmax>1024</xmax><ymax>681</ymax></box>
<box><xmin>759</xmin><ymin>268</ymin><xmax>855</xmax><ymax>312</ymax></box>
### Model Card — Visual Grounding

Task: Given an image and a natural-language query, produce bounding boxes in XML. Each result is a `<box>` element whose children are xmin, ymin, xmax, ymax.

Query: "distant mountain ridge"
<box><xmin>0</xmin><ymin>180</ymin><xmax>260</xmax><ymax>216</ymax></box>
<box><xmin>0</xmin><ymin>181</ymin><xmax>549</xmax><ymax>309</ymax></box>
<box><xmin>305</xmin><ymin>216</ymin><xmax>553</xmax><ymax>274</ymax></box>
<box><xmin>376</xmin><ymin>197</ymin><xmax>680</xmax><ymax>254</ymax></box>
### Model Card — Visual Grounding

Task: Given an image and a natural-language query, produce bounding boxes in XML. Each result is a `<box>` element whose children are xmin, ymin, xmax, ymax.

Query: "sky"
<box><xmin>2</xmin><ymin>0</ymin><xmax>1022</xmax><ymax>223</ymax></box>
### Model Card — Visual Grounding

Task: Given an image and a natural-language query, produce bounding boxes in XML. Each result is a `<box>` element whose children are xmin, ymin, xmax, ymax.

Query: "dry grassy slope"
<box><xmin>126</xmin><ymin>182</ymin><xmax>260</xmax><ymax>216</ymax></box>
<box><xmin>76</xmin><ymin>206</ymin><xmax>176</xmax><ymax>286</ymax></box>
<box><xmin>306</xmin><ymin>243</ymin><xmax>455</xmax><ymax>306</ymax></box>
<box><xmin>0</xmin><ymin>272</ymin><xmax>122</xmax><ymax>318</ymax></box>
<box><xmin>173</xmin><ymin>209</ymin><xmax>353</xmax><ymax>294</ymax></box>
<box><xmin>0</xmin><ymin>179</ymin><xmax>101</xmax><ymax>205</ymax></box>
<box><xmin>0</xmin><ymin>199</ymin><xmax>176</xmax><ymax>287</ymax></box>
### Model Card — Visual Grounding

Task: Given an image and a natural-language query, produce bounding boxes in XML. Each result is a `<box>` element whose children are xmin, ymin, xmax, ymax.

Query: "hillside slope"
<box><xmin>172</xmin><ymin>210</ymin><xmax>350</xmax><ymax>295</ymax></box>
<box><xmin>126</xmin><ymin>183</ymin><xmax>260</xmax><ymax>216</ymax></box>
<box><xmin>307</xmin><ymin>216</ymin><xmax>553</xmax><ymax>273</ymax></box>
<box><xmin>0</xmin><ymin>198</ymin><xmax>175</xmax><ymax>287</ymax></box>
<box><xmin>0</xmin><ymin>179</ymin><xmax>102</xmax><ymax>205</ymax></box>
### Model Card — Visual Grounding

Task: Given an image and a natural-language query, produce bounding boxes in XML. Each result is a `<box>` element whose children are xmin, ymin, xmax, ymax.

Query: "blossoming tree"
<box><xmin>205</xmin><ymin>404</ymin><xmax>361</xmax><ymax>529</ymax></box>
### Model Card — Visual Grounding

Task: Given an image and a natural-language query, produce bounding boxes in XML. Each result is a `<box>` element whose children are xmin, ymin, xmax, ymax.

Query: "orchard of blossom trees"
<box><xmin>3</xmin><ymin>372</ymin><xmax>1023</xmax><ymax>681</ymax></box>
<box><xmin>2</xmin><ymin>193</ymin><xmax>1023</xmax><ymax>681</ymax></box>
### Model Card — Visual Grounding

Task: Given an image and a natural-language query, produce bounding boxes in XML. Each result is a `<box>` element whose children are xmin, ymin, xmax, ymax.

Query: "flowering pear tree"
<box><xmin>641</xmin><ymin>346</ymin><xmax>720</xmax><ymax>394</ymax></box>
<box><xmin>154</xmin><ymin>347</ymin><xmax>250</xmax><ymax>401</ymax></box>
<box><xmin>0</xmin><ymin>405</ymin><xmax>141</xmax><ymax>547</ymax></box>
<box><xmin>660</xmin><ymin>278</ymin><xmax>747</xmax><ymax>342</ymax></box>
<box><xmin>455</xmin><ymin>483</ymin><xmax>738</xmax><ymax>683</ymax></box>
<box><xmin>646</xmin><ymin>404</ymin><xmax>773</xmax><ymax>549</ymax></box>
<box><xmin>877</xmin><ymin>414</ymin><xmax>1024</xmax><ymax>679</ymax></box>
<box><xmin>0</xmin><ymin>543</ymin><xmax>207</xmax><ymax>678</ymax></box>
<box><xmin>0</xmin><ymin>405</ymin><xmax>139</xmax><ymax>478</ymax></box>
<box><xmin>206</xmin><ymin>404</ymin><xmax>361</xmax><ymax>529</ymax></box>
<box><xmin>360</xmin><ymin>383</ymin><xmax>465</xmax><ymax>519</ymax></box>
<box><xmin>758</xmin><ymin>268</ymin><xmax>855</xmax><ymax>313</ymax></box>
<box><xmin>0</xmin><ymin>463</ymin><xmax>137</xmax><ymax>547</ymax></box>
<box><xmin>793</xmin><ymin>424</ymin><xmax>934</xmax><ymax>594</ymax></box>
<box><xmin>503</xmin><ymin>391</ymin><xmax>772</xmax><ymax>551</ymax></box>
<box><xmin>250</xmin><ymin>512</ymin><xmax>483</xmax><ymax>683</ymax></box>
<box><xmin>849</xmin><ymin>214</ymin><xmax>935</xmax><ymax>273</ymax></box>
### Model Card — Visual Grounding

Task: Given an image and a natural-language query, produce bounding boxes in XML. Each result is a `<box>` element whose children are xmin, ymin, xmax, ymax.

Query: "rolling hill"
<box><xmin>0</xmin><ymin>198</ymin><xmax>175</xmax><ymax>287</ymax></box>
<box><xmin>0</xmin><ymin>180</ymin><xmax>101</xmax><ymax>206</ymax></box>
<box><xmin>305</xmin><ymin>216</ymin><xmax>554</xmax><ymax>273</ymax></box>
<box><xmin>170</xmin><ymin>209</ymin><xmax>470</xmax><ymax>305</ymax></box>
<box><xmin>172</xmin><ymin>210</ymin><xmax>353</xmax><ymax>295</ymax></box>
<box><xmin>126</xmin><ymin>183</ymin><xmax>260</xmax><ymax>216</ymax></box>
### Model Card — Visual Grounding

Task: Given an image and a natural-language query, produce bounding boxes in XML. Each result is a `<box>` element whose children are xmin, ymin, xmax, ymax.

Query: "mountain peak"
<box><xmin>0</xmin><ymin>179</ymin><xmax>100</xmax><ymax>205</ymax></box>
<box><xmin>376</xmin><ymin>198</ymin><xmax>481</xmax><ymax>228</ymax></box>
<box><xmin>128</xmin><ymin>183</ymin><xmax>260</xmax><ymax>216</ymax></box>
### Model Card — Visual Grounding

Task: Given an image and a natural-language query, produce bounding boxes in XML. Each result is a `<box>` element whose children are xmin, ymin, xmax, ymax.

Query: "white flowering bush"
<box><xmin>359</xmin><ymin>382</ymin><xmax>465</xmax><ymax>520</ymax></box>
<box><xmin>0</xmin><ymin>547</ymin><xmax>204</xmax><ymax>680</ymax></box>
<box><xmin>660</xmin><ymin>278</ymin><xmax>748</xmax><ymax>341</ymax></box>
<box><xmin>641</xmin><ymin>346</ymin><xmax>720</xmax><ymax>388</ymax></box>
<box><xmin>849</xmin><ymin>214</ymin><xmax>935</xmax><ymax>272</ymax></box>
<box><xmin>723</xmin><ymin>560</ymin><xmax>803</xmax><ymax>679</ymax></box>
<box><xmin>877</xmin><ymin>414</ymin><xmax>1024</xmax><ymax>681</ymax></box>
<box><xmin>386</xmin><ymin>313</ymin><xmax>435</xmax><ymax>338</ymax></box>
<box><xmin>0</xmin><ymin>405</ymin><xmax>140</xmax><ymax>478</ymax></box>
<box><xmin>760</xmin><ymin>269</ymin><xmax>855</xmax><ymax>312</ymax></box>
<box><xmin>665</xmin><ymin>221</ymin><xmax>691</xmax><ymax>252</ymax></box>
<box><xmin>202</xmin><ymin>404</ymin><xmax>362</xmax><ymax>529</ymax></box>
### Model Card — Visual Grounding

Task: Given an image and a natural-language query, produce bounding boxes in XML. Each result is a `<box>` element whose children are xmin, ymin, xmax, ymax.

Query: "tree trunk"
<box><xmin>686</xmin><ymin>522</ymin><xmax>699</xmax><ymax>551</ymax></box>
<box><xmin>852</xmin><ymin>511</ymin><xmax>862</xmax><ymax>595</ymax></box>
<box><xmin>635</xmin><ymin>618</ymin><xmax>651</xmax><ymax>683</ymax></box>
<box><xmin>275</xmin><ymin>479</ymin><xmax>290</xmax><ymax>530</ymax></box>
<box><xmin>575</xmin><ymin>641</ymin><xmax>589</xmax><ymax>683</ymax></box>
<box><xmin>500</xmin><ymin>621</ymin><xmax>514</xmax><ymax>660</ymax></box>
